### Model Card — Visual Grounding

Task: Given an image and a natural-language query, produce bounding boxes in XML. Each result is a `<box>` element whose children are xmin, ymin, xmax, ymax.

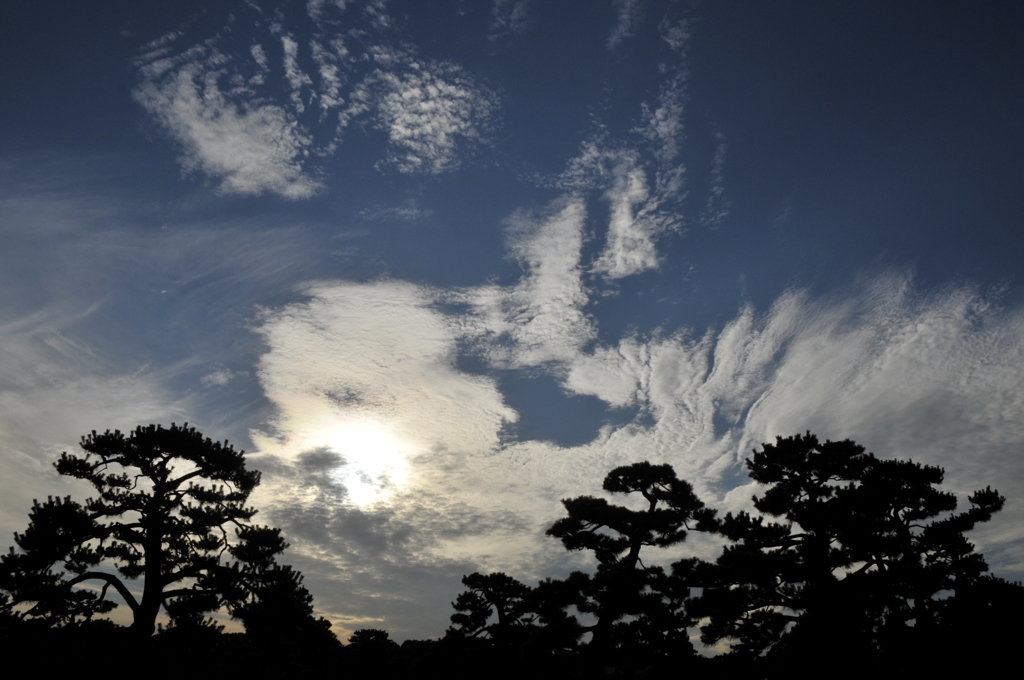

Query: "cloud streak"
<box><xmin>608</xmin><ymin>0</ymin><xmax>643</xmax><ymax>50</ymax></box>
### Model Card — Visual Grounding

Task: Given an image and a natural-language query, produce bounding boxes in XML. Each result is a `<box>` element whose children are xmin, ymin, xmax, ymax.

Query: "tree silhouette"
<box><xmin>544</xmin><ymin>462</ymin><xmax>716</xmax><ymax>663</ymax></box>
<box><xmin>697</xmin><ymin>432</ymin><xmax>1008</xmax><ymax>667</ymax></box>
<box><xmin>217</xmin><ymin>525</ymin><xmax>336</xmax><ymax>647</ymax></box>
<box><xmin>0</xmin><ymin>423</ymin><xmax>327</xmax><ymax>641</ymax></box>
<box><xmin>447</xmin><ymin>572</ymin><xmax>537</xmax><ymax>648</ymax></box>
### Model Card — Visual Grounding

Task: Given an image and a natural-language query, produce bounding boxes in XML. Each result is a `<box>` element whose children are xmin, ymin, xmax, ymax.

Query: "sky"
<box><xmin>2</xmin><ymin>0</ymin><xmax>1023</xmax><ymax>642</ymax></box>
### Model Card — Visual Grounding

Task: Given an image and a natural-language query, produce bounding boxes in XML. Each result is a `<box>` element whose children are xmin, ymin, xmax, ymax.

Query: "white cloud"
<box><xmin>635</xmin><ymin>70</ymin><xmax>686</xmax><ymax>166</ymax></box>
<box><xmin>311</xmin><ymin>40</ymin><xmax>346</xmax><ymax>114</ymax></box>
<box><xmin>554</xmin><ymin>137</ymin><xmax>626</xmax><ymax>190</ymax></box>
<box><xmin>240</xmin><ymin>259</ymin><xmax>1024</xmax><ymax>639</ymax></box>
<box><xmin>253</xmin><ymin>279</ymin><xmax>517</xmax><ymax>474</ymax></box>
<box><xmin>556</xmin><ymin>60</ymin><xmax>689</xmax><ymax>281</ymax></box>
<box><xmin>461</xmin><ymin>196</ymin><xmax>595</xmax><ymax>368</ymax></box>
<box><xmin>592</xmin><ymin>159</ymin><xmax>662</xmax><ymax>278</ymax></box>
<box><xmin>134</xmin><ymin>57</ymin><xmax>320</xmax><ymax>199</ymax></box>
<box><xmin>104</xmin><ymin>1</ymin><xmax>1024</xmax><ymax>637</ymax></box>
<box><xmin>248</xmin><ymin>279</ymin><xmax>530</xmax><ymax>636</ymax></box>
<box><xmin>134</xmin><ymin>3</ymin><xmax>499</xmax><ymax>193</ymax></box>
<box><xmin>348</xmin><ymin>58</ymin><xmax>501</xmax><ymax>174</ymax></box>
<box><xmin>363</xmin><ymin>0</ymin><xmax>392</xmax><ymax>31</ymax></box>
<box><xmin>564</xmin><ymin>337</ymin><xmax>645</xmax><ymax>407</ymax></box>
<box><xmin>250</xmin><ymin>43</ymin><xmax>268</xmax><ymax>71</ymax></box>
<box><xmin>556</xmin><ymin>274</ymin><xmax>1024</xmax><ymax>553</ymax></box>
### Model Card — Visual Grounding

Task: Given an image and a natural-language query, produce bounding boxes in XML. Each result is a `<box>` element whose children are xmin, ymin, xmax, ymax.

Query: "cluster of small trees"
<box><xmin>2</xmin><ymin>425</ymin><xmax>1020</xmax><ymax>675</ymax></box>
<box><xmin>446</xmin><ymin>433</ymin><xmax>1023</xmax><ymax>674</ymax></box>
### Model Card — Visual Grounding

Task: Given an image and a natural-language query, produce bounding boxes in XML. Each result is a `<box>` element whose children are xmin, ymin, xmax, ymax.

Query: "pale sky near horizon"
<box><xmin>2</xmin><ymin>0</ymin><xmax>1023</xmax><ymax>641</ymax></box>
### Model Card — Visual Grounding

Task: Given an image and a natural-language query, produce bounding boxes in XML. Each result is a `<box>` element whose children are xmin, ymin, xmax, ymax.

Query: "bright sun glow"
<box><xmin>286</xmin><ymin>416</ymin><xmax>416</xmax><ymax>506</ymax></box>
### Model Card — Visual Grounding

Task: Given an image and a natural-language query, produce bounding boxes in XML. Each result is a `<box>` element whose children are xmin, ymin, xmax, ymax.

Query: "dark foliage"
<box><xmin>444</xmin><ymin>462</ymin><xmax>717</xmax><ymax>674</ymax></box>
<box><xmin>447</xmin><ymin>572</ymin><xmax>537</xmax><ymax>648</ymax></box>
<box><xmin>5</xmin><ymin>426</ymin><xmax>1020</xmax><ymax>678</ymax></box>
<box><xmin>693</xmin><ymin>432</ymin><xmax>1016</xmax><ymax>673</ymax></box>
<box><xmin>0</xmin><ymin>423</ymin><xmax>336</xmax><ymax>652</ymax></box>
<box><xmin>544</xmin><ymin>461</ymin><xmax>715</xmax><ymax>665</ymax></box>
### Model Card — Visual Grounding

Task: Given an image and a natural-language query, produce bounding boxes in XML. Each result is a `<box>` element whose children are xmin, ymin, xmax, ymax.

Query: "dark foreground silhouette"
<box><xmin>2</xmin><ymin>427</ymin><xmax>1021</xmax><ymax>677</ymax></box>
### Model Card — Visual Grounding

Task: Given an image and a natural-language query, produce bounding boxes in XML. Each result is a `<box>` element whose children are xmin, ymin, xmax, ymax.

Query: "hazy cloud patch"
<box><xmin>306</xmin><ymin>0</ymin><xmax>352</xmax><ymax>22</ymax></box>
<box><xmin>607</xmin><ymin>0</ymin><xmax>643</xmax><ymax>50</ymax></box>
<box><xmin>201</xmin><ymin>368</ymin><xmax>236</xmax><ymax>387</ymax></box>
<box><xmin>489</xmin><ymin>0</ymin><xmax>532</xmax><ymax>41</ymax></box>
<box><xmin>358</xmin><ymin>198</ymin><xmax>430</xmax><ymax>221</ymax></box>
<box><xmin>699</xmin><ymin>130</ymin><xmax>730</xmax><ymax>228</ymax></box>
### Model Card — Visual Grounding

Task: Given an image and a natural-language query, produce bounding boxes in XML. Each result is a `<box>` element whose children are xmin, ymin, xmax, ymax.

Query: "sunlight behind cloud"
<box><xmin>292</xmin><ymin>416</ymin><xmax>416</xmax><ymax>506</ymax></box>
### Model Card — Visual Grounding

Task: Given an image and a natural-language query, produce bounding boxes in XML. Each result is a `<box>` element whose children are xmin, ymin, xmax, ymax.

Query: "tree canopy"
<box><xmin>0</xmin><ymin>423</ymin><xmax>332</xmax><ymax>644</ymax></box>
<box><xmin>544</xmin><ymin>461</ymin><xmax>715</xmax><ymax>660</ymax></box>
<box><xmin>446</xmin><ymin>462</ymin><xmax>717</xmax><ymax>669</ymax></box>
<box><xmin>695</xmin><ymin>432</ymin><xmax>1010</xmax><ymax>668</ymax></box>
<box><xmin>447</xmin><ymin>572</ymin><xmax>536</xmax><ymax>648</ymax></box>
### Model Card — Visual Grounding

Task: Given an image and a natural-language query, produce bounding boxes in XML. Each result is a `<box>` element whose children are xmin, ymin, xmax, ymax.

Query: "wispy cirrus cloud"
<box><xmin>548</xmin><ymin>16</ymin><xmax>691</xmax><ymax>279</ymax></box>
<box><xmin>607</xmin><ymin>0</ymin><xmax>643</xmax><ymax>50</ymax></box>
<box><xmin>488</xmin><ymin>0</ymin><xmax>532</xmax><ymax>41</ymax></box>
<box><xmin>0</xmin><ymin>304</ymin><xmax>191</xmax><ymax>541</ymax></box>
<box><xmin>700</xmin><ymin>129</ymin><xmax>730</xmax><ymax>228</ymax></box>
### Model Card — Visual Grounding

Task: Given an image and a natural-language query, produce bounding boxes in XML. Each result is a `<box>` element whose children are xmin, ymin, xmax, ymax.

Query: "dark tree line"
<box><xmin>446</xmin><ymin>433</ymin><xmax>1023</xmax><ymax>676</ymax></box>
<box><xmin>3</xmin><ymin>426</ymin><xmax>1021</xmax><ymax>677</ymax></box>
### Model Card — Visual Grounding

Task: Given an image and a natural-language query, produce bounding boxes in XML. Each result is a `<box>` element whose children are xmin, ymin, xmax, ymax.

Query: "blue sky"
<box><xmin>2</xmin><ymin>0</ymin><xmax>1023</xmax><ymax>641</ymax></box>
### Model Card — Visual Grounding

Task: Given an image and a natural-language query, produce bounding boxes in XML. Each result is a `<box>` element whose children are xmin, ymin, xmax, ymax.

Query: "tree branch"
<box><xmin>168</xmin><ymin>468</ymin><xmax>211</xmax><ymax>489</ymax></box>
<box><xmin>64</xmin><ymin>572</ymin><xmax>140</xmax><ymax>614</ymax></box>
